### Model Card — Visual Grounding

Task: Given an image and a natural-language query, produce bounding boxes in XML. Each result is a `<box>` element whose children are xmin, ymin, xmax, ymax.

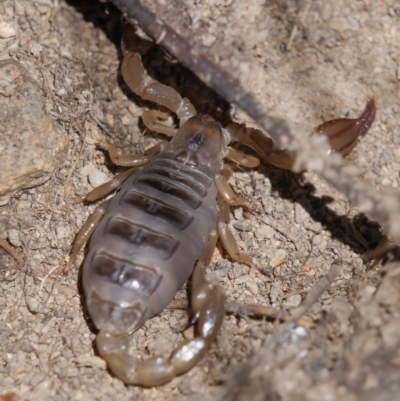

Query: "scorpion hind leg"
<box><xmin>96</xmin><ymin>231</ymin><xmax>226</xmax><ymax>387</ymax></box>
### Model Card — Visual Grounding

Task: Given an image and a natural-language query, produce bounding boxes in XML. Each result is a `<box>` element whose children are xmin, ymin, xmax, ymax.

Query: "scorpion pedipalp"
<box><xmin>121</xmin><ymin>52</ymin><xmax>197</xmax><ymax>125</ymax></box>
<box><xmin>315</xmin><ymin>99</ymin><xmax>376</xmax><ymax>156</ymax></box>
<box><xmin>225</xmin><ymin>99</ymin><xmax>376</xmax><ymax>170</ymax></box>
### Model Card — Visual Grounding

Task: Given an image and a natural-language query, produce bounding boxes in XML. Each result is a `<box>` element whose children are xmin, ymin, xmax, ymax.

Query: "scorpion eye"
<box><xmin>187</xmin><ymin>132</ymin><xmax>203</xmax><ymax>150</ymax></box>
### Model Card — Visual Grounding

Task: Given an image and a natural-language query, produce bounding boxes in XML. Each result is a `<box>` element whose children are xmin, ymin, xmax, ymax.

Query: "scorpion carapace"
<box><xmin>65</xmin><ymin>47</ymin><xmax>376</xmax><ymax>386</ymax></box>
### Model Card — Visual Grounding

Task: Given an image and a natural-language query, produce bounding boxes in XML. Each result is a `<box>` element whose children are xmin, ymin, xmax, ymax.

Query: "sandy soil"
<box><xmin>1</xmin><ymin>1</ymin><xmax>400</xmax><ymax>400</ymax></box>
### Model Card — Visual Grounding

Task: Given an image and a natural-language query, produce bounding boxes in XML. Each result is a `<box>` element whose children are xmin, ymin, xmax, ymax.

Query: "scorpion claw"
<box><xmin>315</xmin><ymin>99</ymin><xmax>376</xmax><ymax>156</ymax></box>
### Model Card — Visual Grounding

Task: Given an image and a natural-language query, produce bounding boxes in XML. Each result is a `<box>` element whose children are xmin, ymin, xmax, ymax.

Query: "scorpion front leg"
<box><xmin>83</xmin><ymin>141</ymin><xmax>166</xmax><ymax>202</ymax></box>
<box><xmin>95</xmin><ymin>230</ymin><xmax>226</xmax><ymax>387</ymax></box>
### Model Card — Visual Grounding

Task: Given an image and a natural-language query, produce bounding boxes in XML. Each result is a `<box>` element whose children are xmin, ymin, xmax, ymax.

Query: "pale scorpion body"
<box><xmin>65</xmin><ymin>47</ymin><xmax>376</xmax><ymax>386</ymax></box>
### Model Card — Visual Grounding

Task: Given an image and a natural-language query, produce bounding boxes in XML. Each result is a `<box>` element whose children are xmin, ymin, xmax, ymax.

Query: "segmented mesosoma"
<box><xmin>65</xmin><ymin>47</ymin><xmax>376</xmax><ymax>386</ymax></box>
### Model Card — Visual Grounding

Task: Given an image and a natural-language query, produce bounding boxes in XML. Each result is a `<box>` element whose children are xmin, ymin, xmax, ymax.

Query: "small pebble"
<box><xmin>283</xmin><ymin>294</ymin><xmax>302</xmax><ymax>309</ymax></box>
<box><xmin>0</xmin><ymin>21</ymin><xmax>17</xmax><ymax>38</ymax></box>
<box><xmin>88</xmin><ymin>167</ymin><xmax>110</xmax><ymax>188</ymax></box>
<box><xmin>26</xmin><ymin>297</ymin><xmax>41</xmax><ymax>313</ymax></box>
<box><xmin>270</xmin><ymin>248</ymin><xmax>287</xmax><ymax>267</ymax></box>
<box><xmin>56</xmin><ymin>225</ymin><xmax>69</xmax><ymax>240</ymax></box>
<box><xmin>256</xmin><ymin>224</ymin><xmax>275</xmax><ymax>240</ymax></box>
<box><xmin>246</xmin><ymin>282</ymin><xmax>259</xmax><ymax>296</ymax></box>
<box><xmin>8</xmin><ymin>228</ymin><xmax>21</xmax><ymax>247</ymax></box>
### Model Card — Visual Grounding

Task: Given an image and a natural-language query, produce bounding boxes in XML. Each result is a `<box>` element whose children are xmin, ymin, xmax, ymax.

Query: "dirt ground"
<box><xmin>1</xmin><ymin>0</ymin><xmax>400</xmax><ymax>400</ymax></box>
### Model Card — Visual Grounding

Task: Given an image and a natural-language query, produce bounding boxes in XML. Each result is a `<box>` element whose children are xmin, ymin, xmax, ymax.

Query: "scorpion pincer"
<box><xmin>65</xmin><ymin>48</ymin><xmax>376</xmax><ymax>386</ymax></box>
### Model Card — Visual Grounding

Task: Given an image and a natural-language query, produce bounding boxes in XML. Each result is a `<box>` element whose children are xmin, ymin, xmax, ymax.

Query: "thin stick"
<box><xmin>287</xmin><ymin>0</ymin><xmax>311</xmax><ymax>50</ymax></box>
<box><xmin>287</xmin><ymin>262</ymin><xmax>342</xmax><ymax>325</ymax></box>
<box><xmin>0</xmin><ymin>238</ymin><xmax>23</xmax><ymax>263</ymax></box>
<box><xmin>64</xmin><ymin>121</ymin><xmax>86</xmax><ymax>227</ymax></box>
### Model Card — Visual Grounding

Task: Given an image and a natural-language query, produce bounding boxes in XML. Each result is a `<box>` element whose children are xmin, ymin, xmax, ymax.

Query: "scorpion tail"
<box><xmin>96</xmin><ymin>283</ymin><xmax>226</xmax><ymax>387</ymax></box>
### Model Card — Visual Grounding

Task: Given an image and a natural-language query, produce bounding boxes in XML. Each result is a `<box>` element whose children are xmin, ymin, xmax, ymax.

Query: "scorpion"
<box><xmin>65</xmin><ymin>35</ymin><xmax>376</xmax><ymax>386</ymax></box>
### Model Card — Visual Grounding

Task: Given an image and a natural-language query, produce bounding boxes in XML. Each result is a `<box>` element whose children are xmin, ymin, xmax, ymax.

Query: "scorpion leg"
<box><xmin>121</xmin><ymin>52</ymin><xmax>197</xmax><ymax>124</ymax></box>
<box><xmin>84</xmin><ymin>142</ymin><xmax>166</xmax><ymax>202</ymax></box>
<box><xmin>66</xmin><ymin>141</ymin><xmax>166</xmax><ymax>271</ymax></box>
<box><xmin>225</xmin><ymin>147</ymin><xmax>260</xmax><ymax>168</ymax></box>
<box><xmin>84</xmin><ymin>167</ymin><xmax>139</xmax><ymax>202</ymax></box>
<box><xmin>218</xmin><ymin>164</ymin><xmax>234</xmax><ymax>181</ymax></box>
<box><xmin>217</xmin><ymin>195</ymin><xmax>253</xmax><ymax>267</ymax></box>
<box><xmin>101</xmin><ymin>140</ymin><xmax>166</xmax><ymax>167</ymax></box>
<box><xmin>142</xmin><ymin>110</ymin><xmax>176</xmax><ymax>136</ymax></box>
<box><xmin>62</xmin><ymin>199</ymin><xmax>111</xmax><ymax>274</ymax></box>
<box><xmin>215</xmin><ymin>174</ymin><xmax>251</xmax><ymax>209</ymax></box>
<box><xmin>96</xmin><ymin>230</ymin><xmax>226</xmax><ymax>386</ymax></box>
<box><xmin>225</xmin><ymin>123</ymin><xmax>295</xmax><ymax>170</ymax></box>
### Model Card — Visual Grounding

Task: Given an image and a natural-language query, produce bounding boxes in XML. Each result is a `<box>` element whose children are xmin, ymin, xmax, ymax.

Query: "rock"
<box><xmin>7</xmin><ymin>228</ymin><xmax>21</xmax><ymax>247</ymax></box>
<box><xmin>282</xmin><ymin>294</ymin><xmax>302</xmax><ymax>309</ymax></box>
<box><xmin>0</xmin><ymin>59</ymin><xmax>68</xmax><ymax>205</ymax></box>
<box><xmin>88</xmin><ymin>166</ymin><xmax>110</xmax><ymax>188</ymax></box>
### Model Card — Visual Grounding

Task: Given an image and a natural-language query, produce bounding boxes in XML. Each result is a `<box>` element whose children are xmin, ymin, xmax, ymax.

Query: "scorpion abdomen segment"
<box><xmin>135</xmin><ymin>174</ymin><xmax>203</xmax><ymax>209</ymax></box>
<box><xmin>121</xmin><ymin>190</ymin><xmax>194</xmax><ymax>230</ymax></box>
<box><xmin>106</xmin><ymin>218</ymin><xmax>179</xmax><ymax>259</ymax></box>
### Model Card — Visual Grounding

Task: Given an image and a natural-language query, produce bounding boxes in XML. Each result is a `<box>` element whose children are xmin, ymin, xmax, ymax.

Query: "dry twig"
<box><xmin>0</xmin><ymin>238</ymin><xmax>23</xmax><ymax>263</ymax></box>
<box><xmin>63</xmin><ymin>120</ymin><xmax>86</xmax><ymax>226</ymax></box>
